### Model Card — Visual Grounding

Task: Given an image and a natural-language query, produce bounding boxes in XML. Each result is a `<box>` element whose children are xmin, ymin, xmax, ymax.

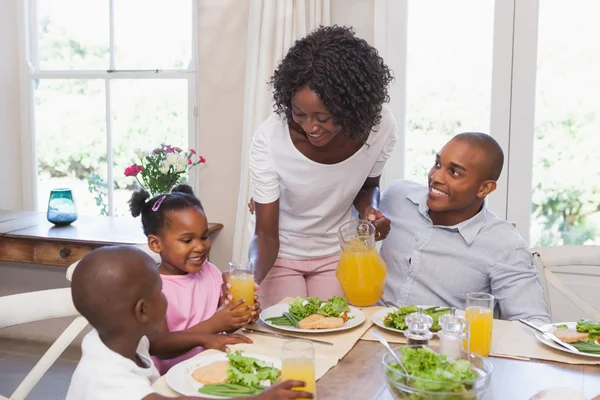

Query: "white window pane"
<box><xmin>38</xmin><ymin>0</ymin><xmax>109</xmax><ymax>70</ymax></box>
<box><xmin>531</xmin><ymin>1</ymin><xmax>600</xmax><ymax>246</ymax></box>
<box><xmin>35</xmin><ymin>80</ymin><xmax>108</xmax><ymax>216</ymax></box>
<box><xmin>405</xmin><ymin>0</ymin><xmax>494</xmax><ymax>184</ymax></box>
<box><xmin>111</xmin><ymin>80</ymin><xmax>189</xmax><ymax>216</ymax></box>
<box><xmin>114</xmin><ymin>0</ymin><xmax>193</xmax><ymax>69</ymax></box>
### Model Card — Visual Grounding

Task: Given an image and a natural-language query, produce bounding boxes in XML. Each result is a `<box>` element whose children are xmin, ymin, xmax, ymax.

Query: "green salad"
<box><xmin>386</xmin><ymin>347</ymin><xmax>480</xmax><ymax>399</ymax></box>
<box><xmin>265</xmin><ymin>296</ymin><xmax>351</xmax><ymax>328</ymax></box>
<box><xmin>384</xmin><ymin>306</ymin><xmax>451</xmax><ymax>332</ymax></box>
<box><xmin>570</xmin><ymin>319</ymin><xmax>600</xmax><ymax>354</ymax></box>
<box><xmin>198</xmin><ymin>350</ymin><xmax>280</xmax><ymax>396</ymax></box>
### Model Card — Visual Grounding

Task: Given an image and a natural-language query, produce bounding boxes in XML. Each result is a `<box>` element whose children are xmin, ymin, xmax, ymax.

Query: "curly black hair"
<box><xmin>270</xmin><ymin>25</ymin><xmax>393</xmax><ymax>143</ymax></box>
<box><xmin>128</xmin><ymin>184</ymin><xmax>204</xmax><ymax>236</ymax></box>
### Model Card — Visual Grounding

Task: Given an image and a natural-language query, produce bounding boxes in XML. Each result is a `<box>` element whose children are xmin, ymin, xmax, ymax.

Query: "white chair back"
<box><xmin>532</xmin><ymin>245</ymin><xmax>600</xmax><ymax>322</ymax></box>
<box><xmin>0</xmin><ymin>288</ymin><xmax>88</xmax><ymax>400</ymax></box>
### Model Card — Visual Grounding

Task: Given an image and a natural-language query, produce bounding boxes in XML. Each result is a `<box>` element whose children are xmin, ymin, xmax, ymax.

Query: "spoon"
<box><xmin>370</xmin><ymin>328</ymin><xmax>409</xmax><ymax>375</ymax></box>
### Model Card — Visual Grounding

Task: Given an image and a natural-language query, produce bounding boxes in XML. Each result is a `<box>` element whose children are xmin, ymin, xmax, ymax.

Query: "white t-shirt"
<box><xmin>66</xmin><ymin>330</ymin><xmax>160</xmax><ymax>400</ymax></box>
<box><xmin>249</xmin><ymin>106</ymin><xmax>397</xmax><ymax>259</ymax></box>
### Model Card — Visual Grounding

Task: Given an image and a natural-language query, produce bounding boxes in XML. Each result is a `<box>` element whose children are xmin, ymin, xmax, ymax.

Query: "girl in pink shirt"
<box><xmin>129</xmin><ymin>184</ymin><xmax>261</xmax><ymax>374</ymax></box>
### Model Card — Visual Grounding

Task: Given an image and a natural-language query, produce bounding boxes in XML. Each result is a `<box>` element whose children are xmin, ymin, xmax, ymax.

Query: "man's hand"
<box><xmin>364</xmin><ymin>206</ymin><xmax>391</xmax><ymax>241</ymax></box>
<box><xmin>199</xmin><ymin>333</ymin><xmax>253</xmax><ymax>352</ymax></box>
<box><xmin>220</xmin><ymin>272</ymin><xmax>262</xmax><ymax>323</ymax></box>
<box><xmin>253</xmin><ymin>380</ymin><xmax>314</xmax><ymax>399</ymax></box>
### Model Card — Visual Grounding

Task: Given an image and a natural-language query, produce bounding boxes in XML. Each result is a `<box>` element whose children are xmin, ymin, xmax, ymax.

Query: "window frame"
<box><xmin>18</xmin><ymin>0</ymin><xmax>199</xmax><ymax>216</ymax></box>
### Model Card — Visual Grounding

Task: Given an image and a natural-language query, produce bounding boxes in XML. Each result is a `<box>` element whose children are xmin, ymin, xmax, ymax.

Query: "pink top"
<box><xmin>152</xmin><ymin>261</ymin><xmax>223</xmax><ymax>375</ymax></box>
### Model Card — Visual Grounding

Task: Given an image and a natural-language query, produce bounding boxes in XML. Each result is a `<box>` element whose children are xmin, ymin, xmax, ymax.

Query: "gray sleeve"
<box><xmin>489</xmin><ymin>245</ymin><xmax>551</xmax><ymax>324</ymax></box>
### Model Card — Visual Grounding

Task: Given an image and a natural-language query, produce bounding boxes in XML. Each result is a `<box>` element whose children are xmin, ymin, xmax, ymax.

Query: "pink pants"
<box><xmin>258</xmin><ymin>255</ymin><xmax>343</xmax><ymax>308</ymax></box>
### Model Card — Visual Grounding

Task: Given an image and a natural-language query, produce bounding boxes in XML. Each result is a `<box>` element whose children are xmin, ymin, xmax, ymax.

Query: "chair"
<box><xmin>532</xmin><ymin>245</ymin><xmax>600</xmax><ymax>322</ymax></box>
<box><xmin>0</xmin><ymin>288</ymin><xmax>88</xmax><ymax>400</ymax></box>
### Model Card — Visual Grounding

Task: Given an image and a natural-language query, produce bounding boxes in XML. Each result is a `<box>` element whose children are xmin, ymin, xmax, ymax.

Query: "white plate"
<box><xmin>535</xmin><ymin>322</ymin><xmax>600</xmax><ymax>359</ymax></box>
<box><xmin>372</xmin><ymin>306</ymin><xmax>462</xmax><ymax>335</ymax></box>
<box><xmin>260</xmin><ymin>302</ymin><xmax>366</xmax><ymax>333</ymax></box>
<box><xmin>165</xmin><ymin>352</ymin><xmax>281</xmax><ymax>398</ymax></box>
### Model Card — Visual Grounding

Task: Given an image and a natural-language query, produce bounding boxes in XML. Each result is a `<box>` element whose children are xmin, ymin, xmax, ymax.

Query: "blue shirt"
<box><xmin>379</xmin><ymin>180</ymin><xmax>550</xmax><ymax>324</ymax></box>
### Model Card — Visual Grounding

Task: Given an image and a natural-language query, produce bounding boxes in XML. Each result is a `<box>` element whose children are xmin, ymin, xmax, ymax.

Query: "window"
<box><xmin>404</xmin><ymin>0</ymin><xmax>495</xmax><ymax>184</ymax></box>
<box><xmin>377</xmin><ymin>0</ymin><xmax>597</xmax><ymax>247</ymax></box>
<box><xmin>26</xmin><ymin>0</ymin><xmax>196</xmax><ymax>216</ymax></box>
<box><xmin>530</xmin><ymin>0</ymin><xmax>600</xmax><ymax>246</ymax></box>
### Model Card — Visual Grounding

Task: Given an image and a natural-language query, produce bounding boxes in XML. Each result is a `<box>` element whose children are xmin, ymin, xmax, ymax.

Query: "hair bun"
<box><xmin>171</xmin><ymin>184</ymin><xmax>196</xmax><ymax>196</ymax></box>
<box><xmin>128</xmin><ymin>189</ymin><xmax>150</xmax><ymax>217</ymax></box>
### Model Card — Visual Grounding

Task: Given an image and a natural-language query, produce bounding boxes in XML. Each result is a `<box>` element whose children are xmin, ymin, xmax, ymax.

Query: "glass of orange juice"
<box><xmin>228</xmin><ymin>261</ymin><xmax>255</xmax><ymax>314</ymax></box>
<box><xmin>464</xmin><ymin>292</ymin><xmax>494</xmax><ymax>357</ymax></box>
<box><xmin>281</xmin><ymin>340</ymin><xmax>316</xmax><ymax>399</ymax></box>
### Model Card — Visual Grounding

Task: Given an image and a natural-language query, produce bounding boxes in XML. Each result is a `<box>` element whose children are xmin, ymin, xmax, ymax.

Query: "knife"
<box><xmin>241</xmin><ymin>328</ymin><xmax>334</xmax><ymax>346</ymax></box>
<box><xmin>518</xmin><ymin>319</ymin><xmax>580</xmax><ymax>353</ymax></box>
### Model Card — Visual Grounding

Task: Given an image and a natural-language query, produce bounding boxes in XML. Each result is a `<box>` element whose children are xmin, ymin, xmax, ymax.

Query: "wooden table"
<box><xmin>0</xmin><ymin>210</ymin><xmax>223</xmax><ymax>267</ymax></box>
<box><xmin>318</xmin><ymin>341</ymin><xmax>600</xmax><ymax>400</ymax></box>
<box><xmin>153</xmin><ymin>340</ymin><xmax>600</xmax><ymax>399</ymax></box>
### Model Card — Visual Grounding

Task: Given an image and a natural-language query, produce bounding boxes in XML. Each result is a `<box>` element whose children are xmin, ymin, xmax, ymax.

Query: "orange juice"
<box><xmin>336</xmin><ymin>238</ymin><xmax>387</xmax><ymax>306</ymax></box>
<box><xmin>464</xmin><ymin>306</ymin><xmax>493</xmax><ymax>356</ymax></box>
<box><xmin>281</xmin><ymin>358</ymin><xmax>316</xmax><ymax>399</ymax></box>
<box><xmin>229</xmin><ymin>273</ymin><xmax>255</xmax><ymax>313</ymax></box>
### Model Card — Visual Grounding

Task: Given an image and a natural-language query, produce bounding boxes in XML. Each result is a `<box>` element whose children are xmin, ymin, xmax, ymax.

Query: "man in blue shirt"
<box><xmin>380</xmin><ymin>132</ymin><xmax>550</xmax><ymax>324</ymax></box>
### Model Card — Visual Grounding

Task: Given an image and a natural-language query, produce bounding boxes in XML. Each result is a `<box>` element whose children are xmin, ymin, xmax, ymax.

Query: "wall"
<box><xmin>195</xmin><ymin>0</ymin><xmax>250</xmax><ymax>269</ymax></box>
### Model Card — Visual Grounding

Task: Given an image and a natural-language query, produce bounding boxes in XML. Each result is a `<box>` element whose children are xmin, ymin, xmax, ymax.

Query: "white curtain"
<box><xmin>231</xmin><ymin>0</ymin><xmax>331</xmax><ymax>262</ymax></box>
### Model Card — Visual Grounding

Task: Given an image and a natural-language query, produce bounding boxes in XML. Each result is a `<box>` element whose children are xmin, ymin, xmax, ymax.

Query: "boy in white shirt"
<box><xmin>67</xmin><ymin>245</ymin><xmax>312</xmax><ymax>400</ymax></box>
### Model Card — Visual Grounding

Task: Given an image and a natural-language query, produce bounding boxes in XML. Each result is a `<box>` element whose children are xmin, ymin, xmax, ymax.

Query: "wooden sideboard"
<box><xmin>0</xmin><ymin>210</ymin><xmax>223</xmax><ymax>267</ymax></box>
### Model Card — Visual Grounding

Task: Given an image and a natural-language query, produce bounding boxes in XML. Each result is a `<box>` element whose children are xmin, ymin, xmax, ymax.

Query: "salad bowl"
<box><xmin>382</xmin><ymin>345</ymin><xmax>493</xmax><ymax>399</ymax></box>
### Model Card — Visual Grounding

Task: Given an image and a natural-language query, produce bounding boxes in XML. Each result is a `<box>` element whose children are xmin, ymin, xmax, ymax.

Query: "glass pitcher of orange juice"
<box><xmin>336</xmin><ymin>220</ymin><xmax>387</xmax><ymax>306</ymax></box>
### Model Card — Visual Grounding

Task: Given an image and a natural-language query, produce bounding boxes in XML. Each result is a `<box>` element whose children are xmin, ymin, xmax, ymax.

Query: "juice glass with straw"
<box><xmin>228</xmin><ymin>261</ymin><xmax>255</xmax><ymax>314</ymax></box>
<box><xmin>464</xmin><ymin>292</ymin><xmax>494</xmax><ymax>357</ymax></box>
<box><xmin>281</xmin><ymin>340</ymin><xmax>316</xmax><ymax>399</ymax></box>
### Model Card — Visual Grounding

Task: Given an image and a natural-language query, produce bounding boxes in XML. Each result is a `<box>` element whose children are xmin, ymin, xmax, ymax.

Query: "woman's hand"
<box><xmin>198</xmin><ymin>332</ymin><xmax>253</xmax><ymax>352</ymax></box>
<box><xmin>248</xmin><ymin>197</ymin><xmax>256</xmax><ymax>214</ymax></box>
<box><xmin>365</xmin><ymin>206</ymin><xmax>391</xmax><ymax>241</ymax></box>
<box><xmin>220</xmin><ymin>272</ymin><xmax>262</xmax><ymax>323</ymax></box>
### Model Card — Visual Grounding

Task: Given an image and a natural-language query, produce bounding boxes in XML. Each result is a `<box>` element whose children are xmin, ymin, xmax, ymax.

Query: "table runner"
<box><xmin>360</xmin><ymin>317</ymin><xmax>600</xmax><ymax>365</ymax></box>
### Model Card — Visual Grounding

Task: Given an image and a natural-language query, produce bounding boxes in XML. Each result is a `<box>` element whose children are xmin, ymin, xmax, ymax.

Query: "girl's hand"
<box><xmin>365</xmin><ymin>206</ymin><xmax>391</xmax><ymax>241</ymax></box>
<box><xmin>199</xmin><ymin>333</ymin><xmax>253</xmax><ymax>352</ymax></box>
<box><xmin>220</xmin><ymin>272</ymin><xmax>261</xmax><ymax>322</ymax></box>
<box><xmin>209</xmin><ymin>299</ymin><xmax>254</xmax><ymax>332</ymax></box>
<box><xmin>254</xmin><ymin>381</ymin><xmax>314</xmax><ymax>399</ymax></box>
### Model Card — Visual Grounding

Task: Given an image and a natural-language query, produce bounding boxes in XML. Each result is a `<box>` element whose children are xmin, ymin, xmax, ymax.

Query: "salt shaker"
<box><xmin>404</xmin><ymin>307</ymin><xmax>434</xmax><ymax>346</ymax></box>
<box><xmin>438</xmin><ymin>309</ymin><xmax>467</xmax><ymax>360</ymax></box>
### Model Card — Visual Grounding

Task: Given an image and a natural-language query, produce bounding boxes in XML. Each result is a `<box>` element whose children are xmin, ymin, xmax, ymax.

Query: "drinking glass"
<box><xmin>228</xmin><ymin>261</ymin><xmax>255</xmax><ymax>313</ymax></box>
<box><xmin>281</xmin><ymin>340</ymin><xmax>316</xmax><ymax>399</ymax></box>
<box><xmin>47</xmin><ymin>188</ymin><xmax>78</xmax><ymax>226</ymax></box>
<box><xmin>464</xmin><ymin>292</ymin><xmax>494</xmax><ymax>357</ymax></box>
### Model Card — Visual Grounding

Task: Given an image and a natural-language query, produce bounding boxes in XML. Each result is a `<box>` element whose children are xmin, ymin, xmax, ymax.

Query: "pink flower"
<box><xmin>187</xmin><ymin>158</ymin><xmax>192</xmax><ymax>165</ymax></box>
<box><xmin>199</xmin><ymin>156</ymin><xmax>206</xmax><ymax>163</ymax></box>
<box><xmin>189</xmin><ymin>148</ymin><xmax>197</xmax><ymax>154</ymax></box>
<box><xmin>124</xmin><ymin>164</ymin><xmax>143</xmax><ymax>177</ymax></box>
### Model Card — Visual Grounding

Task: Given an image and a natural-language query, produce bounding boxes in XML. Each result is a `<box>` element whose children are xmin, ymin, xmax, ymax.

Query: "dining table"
<box><xmin>152</xmin><ymin>310</ymin><xmax>600</xmax><ymax>400</ymax></box>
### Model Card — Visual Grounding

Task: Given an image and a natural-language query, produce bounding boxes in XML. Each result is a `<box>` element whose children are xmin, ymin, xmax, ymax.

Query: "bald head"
<box><xmin>452</xmin><ymin>132</ymin><xmax>504</xmax><ymax>181</ymax></box>
<box><xmin>71</xmin><ymin>246</ymin><xmax>160</xmax><ymax>332</ymax></box>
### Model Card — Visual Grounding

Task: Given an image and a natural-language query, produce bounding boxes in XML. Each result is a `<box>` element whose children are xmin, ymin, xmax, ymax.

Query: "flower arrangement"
<box><xmin>124</xmin><ymin>144</ymin><xmax>206</xmax><ymax>196</ymax></box>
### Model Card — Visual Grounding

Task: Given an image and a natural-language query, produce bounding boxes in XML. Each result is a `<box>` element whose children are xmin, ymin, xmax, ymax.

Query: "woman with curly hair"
<box><xmin>246</xmin><ymin>25</ymin><xmax>397</xmax><ymax>307</ymax></box>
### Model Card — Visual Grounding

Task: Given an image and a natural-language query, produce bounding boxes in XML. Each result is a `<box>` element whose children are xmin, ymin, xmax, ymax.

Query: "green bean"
<box><xmin>283</xmin><ymin>311</ymin><xmax>299</xmax><ymax>328</ymax></box>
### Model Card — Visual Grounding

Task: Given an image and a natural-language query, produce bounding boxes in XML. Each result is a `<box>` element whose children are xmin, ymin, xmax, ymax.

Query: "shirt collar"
<box><xmin>406</xmin><ymin>185</ymin><xmax>487</xmax><ymax>245</ymax></box>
